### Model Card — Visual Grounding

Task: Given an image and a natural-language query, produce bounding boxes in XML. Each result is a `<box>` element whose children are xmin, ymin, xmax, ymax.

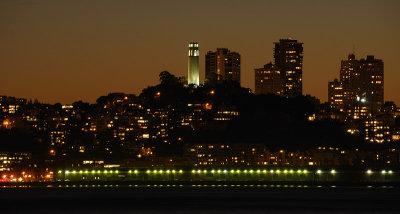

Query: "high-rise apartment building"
<box><xmin>328</xmin><ymin>78</ymin><xmax>344</xmax><ymax>110</ymax></box>
<box><xmin>359</xmin><ymin>55</ymin><xmax>384</xmax><ymax>113</ymax></box>
<box><xmin>328</xmin><ymin>54</ymin><xmax>386</xmax><ymax>143</ymax></box>
<box><xmin>340</xmin><ymin>54</ymin><xmax>362</xmax><ymax>107</ymax></box>
<box><xmin>329</xmin><ymin>54</ymin><xmax>384</xmax><ymax>115</ymax></box>
<box><xmin>254</xmin><ymin>63</ymin><xmax>284</xmax><ymax>96</ymax></box>
<box><xmin>188</xmin><ymin>42</ymin><xmax>199</xmax><ymax>85</ymax></box>
<box><xmin>274</xmin><ymin>38</ymin><xmax>303</xmax><ymax>97</ymax></box>
<box><xmin>205</xmin><ymin>48</ymin><xmax>241</xmax><ymax>83</ymax></box>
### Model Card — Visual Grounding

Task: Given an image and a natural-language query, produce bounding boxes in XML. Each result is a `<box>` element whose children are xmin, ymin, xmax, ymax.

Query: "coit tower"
<box><xmin>188</xmin><ymin>42</ymin><xmax>199</xmax><ymax>85</ymax></box>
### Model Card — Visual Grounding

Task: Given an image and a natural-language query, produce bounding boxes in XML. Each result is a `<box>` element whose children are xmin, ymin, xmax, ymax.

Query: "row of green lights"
<box><xmin>58</xmin><ymin>184</ymin><xmax>313</xmax><ymax>188</ymax></box>
<box><xmin>62</xmin><ymin>170</ymin><xmax>120</xmax><ymax>174</ymax></box>
<box><xmin>60</xmin><ymin>169</ymin><xmax>185</xmax><ymax>175</ymax></box>
<box><xmin>316</xmin><ymin>169</ymin><xmax>394</xmax><ymax>175</ymax></box>
<box><xmin>191</xmin><ymin>169</ymin><xmax>309</xmax><ymax>174</ymax></box>
<box><xmin>145</xmin><ymin>169</ymin><xmax>184</xmax><ymax>174</ymax></box>
<box><xmin>190</xmin><ymin>169</ymin><xmax>396</xmax><ymax>175</ymax></box>
<box><xmin>62</xmin><ymin>169</ymin><xmax>184</xmax><ymax>174</ymax></box>
<box><xmin>367</xmin><ymin>169</ymin><xmax>393</xmax><ymax>174</ymax></box>
<box><xmin>316</xmin><ymin>169</ymin><xmax>336</xmax><ymax>174</ymax></box>
<box><xmin>59</xmin><ymin>169</ymin><xmax>396</xmax><ymax>175</ymax></box>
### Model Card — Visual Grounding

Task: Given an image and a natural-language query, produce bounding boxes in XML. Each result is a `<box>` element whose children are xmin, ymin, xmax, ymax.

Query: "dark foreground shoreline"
<box><xmin>1</xmin><ymin>184</ymin><xmax>400</xmax><ymax>213</ymax></box>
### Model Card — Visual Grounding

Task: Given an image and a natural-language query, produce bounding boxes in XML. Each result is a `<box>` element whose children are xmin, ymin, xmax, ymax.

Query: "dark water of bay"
<box><xmin>1</xmin><ymin>186</ymin><xmax>400</xmax><ymax>213</ymax></box>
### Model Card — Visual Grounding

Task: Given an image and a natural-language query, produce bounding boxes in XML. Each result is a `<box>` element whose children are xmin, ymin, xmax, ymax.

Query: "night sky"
<box><xmin>1</xmin><ymin>0</ymin><xmax>399</xmax><ymax>104</ymax></box>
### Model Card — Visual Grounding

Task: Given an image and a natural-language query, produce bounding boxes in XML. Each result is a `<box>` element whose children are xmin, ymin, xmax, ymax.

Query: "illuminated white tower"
<box><xmin>188</xmin><ymin>42</ymin><xmax>199</xmax><ymax>85</ymax></box>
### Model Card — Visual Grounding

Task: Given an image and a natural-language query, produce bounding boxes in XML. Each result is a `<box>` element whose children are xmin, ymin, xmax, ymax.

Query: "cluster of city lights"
<box><xmin>1</xmin><ymin>174</ymin><xmax>23</xmax><ymax>182</ymax></box>
<box><xmin>0</xmin><ymin>171</ymin><xmax>36</xmax><ymax>182</ymax></box>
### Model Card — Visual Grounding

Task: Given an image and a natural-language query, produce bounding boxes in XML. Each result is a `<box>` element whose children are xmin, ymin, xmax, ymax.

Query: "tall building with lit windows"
<box><xmin>274</xmin><ymin>38</ymin><xmax>303</xmax><ymax>97</ymax></box>
<box><xmin>188</xmin><ymin>42</ymin><xmax>199</xmax><ymax>85</ymax></box>
<box><xmin>359</xmin><ymin>55</ymin><xmax>384</xmax><ymax>114</ymax></box>
<box><xmin>340</xmin><ymin>54</ymin><xmax>361</xmax><ymax>108</ymax></box>
<box><xmin>328</xmin><ymin>54</ymin><xmax>385</xmax><ymax>143</ymax></box>
<box><xmin>328</xmin><ymin>78</ymin><xmax>344</xmax><ymax>110</ymax></box>
<box><xmin>205</xmin><ymin>48</ymin><xmax>241</xmax><ymax>84</ymax></box>
<box><xmin>329</xmin><ymin>54</ymin><xmax>384</xmax><ymax>115</ymax></box>
<box><xmin>254</xmin><ymin>63</ymin><xmax>284</xmax><ymax>95</ymax></box>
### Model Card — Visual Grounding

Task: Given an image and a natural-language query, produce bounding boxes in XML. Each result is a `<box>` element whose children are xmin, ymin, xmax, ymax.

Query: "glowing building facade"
<box><xmin>328</xmin><ymin>54</ymin><xmax>388</xmax><ymax>143</ymax></box>
<box><xmin>340</xmin><ymin>54</ymin><xmax>361</xmax><ymax>108</ymax></box>
<box><xmin>359</xmin><ymin>55</ymin><xmax>384</xmax><ymax>114</ymax></box>
<box><xmin>205</xmin><ymin>48</ymin><xmax>241</xmax><ymax>84</ymax></box>
<box><xmin>328</xmin><ymin>78</ymin><xmax>344</xmax><ymax>110</ymax></box>
<box><xmin>254</xmin><ymin>63</ymin><xmax>284</xmax><ymax>96</ymax></box>
<box><xmin>274</xmin><ymin>38</ymin><xmax>303</xmax><ymax>97</ymax></box>
<box><xmin>329</xmin><ymin>54</ymin><xmax>384</xmax><ymax>115</ymax></box>
<box><xmin>188</xmin><ymin>42</ymin><xmax>199</xmax><ymax>86</ymax></box>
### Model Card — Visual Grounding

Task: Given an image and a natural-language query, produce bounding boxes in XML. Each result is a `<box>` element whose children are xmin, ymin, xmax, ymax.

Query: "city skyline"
<box><xmin>2</xmin><ymin>1</ymin><xmax>400</xmax><ymax>212</ymax></box>
<box><xmin>1</xmin><ymin>0</ymin><xmax>399</xmax><ymax>104</ymax></box>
